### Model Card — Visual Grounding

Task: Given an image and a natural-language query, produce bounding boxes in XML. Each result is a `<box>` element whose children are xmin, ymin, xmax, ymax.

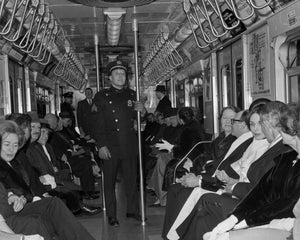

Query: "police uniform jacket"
<box><xmin>93</xmin><ymin>86</ymin><xmax>138</xmax><ymax>158</ymax></box>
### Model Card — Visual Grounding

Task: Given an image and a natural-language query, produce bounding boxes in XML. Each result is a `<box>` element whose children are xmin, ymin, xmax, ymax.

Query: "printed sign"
<box><xmin>249</xmin><ymin>25</ymin><xmax>270</xmax><ymax>96</ymax></box>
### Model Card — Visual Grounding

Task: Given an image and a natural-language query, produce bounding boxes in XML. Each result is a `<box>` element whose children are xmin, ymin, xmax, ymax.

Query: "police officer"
<box><xmin>93</xmin><ymin>60</ymin><xmax>145</xmax><ymax>226</ymax></box>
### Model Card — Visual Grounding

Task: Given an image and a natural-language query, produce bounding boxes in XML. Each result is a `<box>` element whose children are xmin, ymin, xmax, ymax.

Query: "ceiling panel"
<box><xmin>46</xmin><ymin>0</ymin><xmax>185</xmax><ymax>85</ymax></box>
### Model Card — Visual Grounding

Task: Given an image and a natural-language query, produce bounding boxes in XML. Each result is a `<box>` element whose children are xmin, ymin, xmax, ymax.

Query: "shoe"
<box><xmin>81</xmin><ymin>205</ymin><xmax>102</xmax><ymax>215</ymax></box>
<box><xmin>148</xmin><ymin>203</ymin><xmax>162</xmax><ymax>207</ymax></box>
<box><xmin>82</xmin><ymin>193</ymin><xmax>99</xmax><ymax>200</ymax></box>
<box><xmin>108</xmin><ymin>217</ymin><xmax>119</xmax><ymax>226</ymax></box>
<box><xmin>126</xmin><ymin>213</ymin><xmax>147</xmax><ymax>221</ymax></box>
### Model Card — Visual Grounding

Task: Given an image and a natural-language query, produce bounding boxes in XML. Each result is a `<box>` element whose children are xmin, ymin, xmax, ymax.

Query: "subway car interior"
<box><xmin>1</xmin><ymin>0</ymin><xmax>300</xmax><ymax>239</ymax></box>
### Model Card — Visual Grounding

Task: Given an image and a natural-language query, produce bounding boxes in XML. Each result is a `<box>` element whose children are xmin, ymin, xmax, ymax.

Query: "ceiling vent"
<box><xmin>67</xmin><ymin>0</ymin><xmax>156</xmax><ymax>8</ymax></box>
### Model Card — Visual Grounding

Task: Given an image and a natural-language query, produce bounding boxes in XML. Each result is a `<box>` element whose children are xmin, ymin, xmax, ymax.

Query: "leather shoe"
<box><xmin>82</xmin><ymin>193</ymin><xmax>99</xmax><ymax>200</ymax></box>
<box><xmin>81</xmin><ymin>206</ymin><xmax>102</xmax><ymax>215</ymax></box>
<box><xmin>126</xmin><ymin>213</ymin><xmax>146</xmax><ymax>221</ymax></box>
<box><xmin>108</xmin><ymin>217</ymin><xmax>119</xmax><ymax>226</ymax></box>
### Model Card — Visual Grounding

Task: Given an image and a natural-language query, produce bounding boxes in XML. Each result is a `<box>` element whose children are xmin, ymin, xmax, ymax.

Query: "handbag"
<box><xmin>162</xmin><ymin>158</ymin><xmax>188</xmax><ymax>192</ymax></box>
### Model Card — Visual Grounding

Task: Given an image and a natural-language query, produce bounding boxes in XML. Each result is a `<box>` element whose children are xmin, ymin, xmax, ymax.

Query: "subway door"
<box><xmin>217</xmin><ymin>40</ymin><xmax>243</xmax><ymax>110</ymax></box>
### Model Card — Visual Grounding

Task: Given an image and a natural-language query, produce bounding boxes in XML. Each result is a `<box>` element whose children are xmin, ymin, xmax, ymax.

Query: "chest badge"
<box><xmin>128</xmin><ymin>100</ymin><xmax>133</xmax><ymax>107</ymax></box>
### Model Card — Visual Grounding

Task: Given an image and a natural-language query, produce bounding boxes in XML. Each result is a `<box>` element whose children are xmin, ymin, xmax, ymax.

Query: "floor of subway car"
<box><xmin>77</xmin><ymin>179</ymin><xmax>165</xmax><ymax>240</ymax></box>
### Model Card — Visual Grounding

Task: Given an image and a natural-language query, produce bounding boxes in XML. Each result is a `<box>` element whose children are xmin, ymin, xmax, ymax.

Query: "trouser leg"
<box><xmin>103</xmin><ymin>157</ymin><xmax>119</xmax><ymax>218</ymax></box>
<box><xmin>68</xmin><ymin>156</ymin><xmax>95</xmax><ymax>192</ymax></box>
<box><xmin>19</xmin><ymin>197</ymin><xmax>95</xmax><ymax>240</ymax></box>
<box><xmin>121</xmin><ymin>155</ymin><xmax>139</xmax><ymax>215</ymax></box>
<box><xmin>6</xmin><ymin>215</ymin><xmax>53</xmax><ymax>240</ymax></box>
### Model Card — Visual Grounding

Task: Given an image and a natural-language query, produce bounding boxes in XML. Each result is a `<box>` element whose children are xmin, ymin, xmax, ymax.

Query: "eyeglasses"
<box><xmin>231</xmin><ymin>119</ymin><xmax>243</xmax><ymax>125</ymax></box>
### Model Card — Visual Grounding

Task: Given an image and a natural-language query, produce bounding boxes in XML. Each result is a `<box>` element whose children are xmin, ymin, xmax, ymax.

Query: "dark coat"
<box><xmin>77</xmin><ymin>98</ymin><xmax>93</xmax><ymax>135</ymax></box>
<box><xmin>233</xmin><ymin>149</ymin><xmax>300</xmax><ymax>226</ymax></box>
<box><xmin>173</xmin><ymin>120</ymin><xmax>205</xmax><ymax>159</ymax></box>
<box><xmin>0</xmin><ymin>157</ymin><xmax>35</xmax><ymax>202</ymax></box>
<box><xmin>232</xmin><ymin>140</ymin><xmax>291</xmax><ymax>199</ymax></box>
<box><xmin>13</xmin><ymin>150</ymin><xmax>46</xmax><ymax>198</ymax></box>
<box><xmin>60</xmin><ymin>102</ymin><xmax>75</xmax><ymax>127</ymax></box>
<box><xmin>192</xmin><ymin>132</ymin><xmax>237</xmax><ymax>176</ymax></box>
<box><xmin>156</xmin><ymin>95</ymin><xmax>171</xmax><ymax>116</ymax></box>
<box><xmin>26</xmin><ymin>142</ymin><xmax>59</xmax><ymax>177</ymax></box>
<box><xmin>93</xmin><ymin>86</ymin><xmax>138</xmax><ymax>158</ymax></box>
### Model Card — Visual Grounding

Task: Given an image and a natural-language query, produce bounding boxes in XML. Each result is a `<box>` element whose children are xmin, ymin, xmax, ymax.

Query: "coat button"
<box><xmin>115</xmin><ymin>119</ymin><xmax>118</xmax><ymax>122</ymax></box>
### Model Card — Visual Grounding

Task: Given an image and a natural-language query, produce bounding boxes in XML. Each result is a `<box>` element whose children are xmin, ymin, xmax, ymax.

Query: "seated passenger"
<box><xmin>204</xmin><ymin>103</ymin><xmax>300</xmax><ymax>240</ymax></box>
<box><xmin>26</xmin><ymin>117</ymin><xmax>101</xmax><ymax>215</ymax></box>
<box><xmin>156</xmin><ymin>107</ymin><xmax>205</xmax><ymax>158</ymax></box>
<box><xmin>44</xmin><ymin>113</ymin><xmax>98</xmax><ymax>200</ymax></box>
<box><xmin>163</xmin><ymin>107</ymin><xmax>249</xmax><ymax>239</ymax></box>
<box><xmin>0</xmin><ymin>120</ymin><xmax>95</xmax><ymax>240</ymax></box>
<box><xmin>148</xmin><ymin>108</ymin><xmax>182</xmax><ymax>207</ymax></box>
<box><xmin>177</xmin><ymin>101</ymin><xmax>292</xmax><ymax>240</ymax></box>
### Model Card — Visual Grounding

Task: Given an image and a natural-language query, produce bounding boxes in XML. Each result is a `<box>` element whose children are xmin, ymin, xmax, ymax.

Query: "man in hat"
<box><xmin>155</xmin><ymin>85</ymin><xmax>171</xmax><ymax>117</ymax></box>
<box><xmin>60</xmin><ymin>92</ymin><xmax>75</xmax><ymax>128</ymax></box>
<box><xmin>92</xmin><ymin>60</ymin><xmax>145</xmax><ymax>226</ymax></box>
<box><xmin>46</xmin><ymin>112</ymin><xmax>98</xmax><ymax>200</ymax></box>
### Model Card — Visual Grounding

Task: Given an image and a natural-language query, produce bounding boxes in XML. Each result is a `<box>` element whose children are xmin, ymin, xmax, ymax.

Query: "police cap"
<box><xmin>62</xmin><ymin>92</ymin><xmax>73</xmax><ymax>98</ymax></box>
<box><xmin>107</xmin><ymin>60</ymin><xmax>127</xmax><ymax>75</ymax></box>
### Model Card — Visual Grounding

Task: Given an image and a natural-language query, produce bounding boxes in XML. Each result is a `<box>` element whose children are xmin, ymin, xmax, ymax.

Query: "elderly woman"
<box><xmin>0</xmin><ymin>120</ymin><xmax>95</xmax><ymax>240</ymax></box>
<box><xmin>204</xmin><ymin>103</ymin><xmax>300</xmax><ymax>240</ymax></box>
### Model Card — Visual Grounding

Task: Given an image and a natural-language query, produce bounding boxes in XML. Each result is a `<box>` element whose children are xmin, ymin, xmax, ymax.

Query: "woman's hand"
<box><xmin>155</xmin><ymin>140</ymin><xmax>174</xmax><ymax>152</ymax></box>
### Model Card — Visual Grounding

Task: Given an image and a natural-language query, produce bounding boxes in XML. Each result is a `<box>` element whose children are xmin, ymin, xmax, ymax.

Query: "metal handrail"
<box><xmin>211</xmin><ymin>0</ymin><xmax>240</xmax><ymax>31</ymax></box>
<box><xmin>190</xmin><ymin>0</ymin><xmax>217</xmax><ymax>44</ymax></box>
<box><xmin>201</xmin><ymin>0</ymin><xmax>228</xmax><ymax>38</ymax></box>
<box><xmin>247</xmin><ymin>0</ymin><xmax>272</xmax><ymax>9</ymax></box>
<box><xmin>14</xmin><ymin>0</ymin><xmax>41</xmax><ymax>48</ymax></box>
<box><xmin>184</xmin><ymin>0</ymin><xmax>210</xmax><ymax>49</ymax></box>
<box><xmin>172</xmin><ymin>140</ymin><xmax>212</xmax><ymax>184</ymax></box>
<box><xmin>0</xmin><ymin>0</ymin><xmax>19</xmax><ymax>35</ymax></box>
<box><xmin>3</xmin><ymin>0</ymin><xmax>31</xmax><ymax>42</ymax></box>
<box><xmin>228</xmin><ymin>0</ymin><xmax>254</xmax><ymax>21</ymax></box>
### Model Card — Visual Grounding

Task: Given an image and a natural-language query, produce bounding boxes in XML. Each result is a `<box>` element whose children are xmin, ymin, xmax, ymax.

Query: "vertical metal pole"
<box><xmin>94</xmin><ymin>34</ymin><xmax>100</xmax><ymax>91</ymax></box>
<box><xmin>132</xmin><ymin>5</ymin><xmax>145</xmax><ymax>226</ymax></box>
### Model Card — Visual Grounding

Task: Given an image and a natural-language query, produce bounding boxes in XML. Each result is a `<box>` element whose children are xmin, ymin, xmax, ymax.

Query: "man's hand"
<box><xmin>133</xmin><ymin>101</ymin><xmax>146</xmax><ymax>116</ymax></box>
<box><xmin>180</xmin><ymin>173</ymin><xmax>201</xmax><ymax>188</ymax></box>
<box><xmin>98</xmin><ymin>146</ymin><xmax>111</xmax><ymax>160</ymax></box>
<box><xmin>8</xmin><ymin>194</ymin><xmax>26</xmax><ymax>212</ymax></box>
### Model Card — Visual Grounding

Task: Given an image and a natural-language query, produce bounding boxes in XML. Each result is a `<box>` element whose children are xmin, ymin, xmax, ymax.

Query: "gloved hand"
<box><xmin>204</xmin><ymin>215</ymin><xmax>238</xmax><ymax>240</ymax></box>
<box><xmin>233</xmin><ymin>219</ymin><xmax>248</xmax><ymax>230</ymax></box>
<box><xmin>203</xmin><ymin>232</ymin><xmax>229</xmax><ymax>240</ymax></box>
<box><xmin>269</xmin><ymin>218</ymin><xmax>295</xmax><ymax>231</ymax></box>
<box><xmin>24</xmin><ymin>234</ymin><xmax>44</xmax><ymax>240</ymax></box>
<box><xmin>155</xmin><ymin>139</ymin><xmax>174</xmax><ymax>152</ymax></box>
